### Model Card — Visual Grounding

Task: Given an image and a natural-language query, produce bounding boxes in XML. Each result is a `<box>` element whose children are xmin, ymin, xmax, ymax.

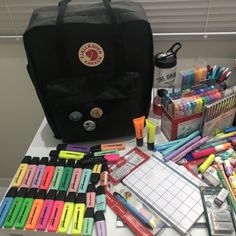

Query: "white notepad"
<box><xmin>123</xmin><ymin>153</ymin><xmax>204</xmax><ymax>234</ymax></box>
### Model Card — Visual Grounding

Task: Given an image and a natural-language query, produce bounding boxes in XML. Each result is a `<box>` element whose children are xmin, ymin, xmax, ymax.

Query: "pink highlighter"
<box><xmin>21</xmin><ymin>157</ymin><xmax>39</xmax><ymax>188</ymax></box>
<box><xmin>68</xmin><ymin>161</ymin><xmax>83</xmax><ymax>192</ymax></box>
<box><xmin>104</xmin><ymin>154</ymin><xmax>119</xmax><ymax>163</ymax></box>
<box><xmin>47</xmin><ymin>191</ymin><xmax>67</xmax><ymax>232</ymax></box>
<box><xmin>36</xmin><ymin>190</ymin><xmax>57</xmax><ymax>231</ymax></box>
<box><xmin>86</xmin><ymin>184</ymin><xmax>96</xmax><ymax>208</ymax></box>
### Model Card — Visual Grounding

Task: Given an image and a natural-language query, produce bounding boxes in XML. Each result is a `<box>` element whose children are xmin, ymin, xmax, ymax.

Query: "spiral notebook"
<box><xmin>123</xmin><ymin>153</ymin><xmax>204</xmax><ymax>234</ymax></box>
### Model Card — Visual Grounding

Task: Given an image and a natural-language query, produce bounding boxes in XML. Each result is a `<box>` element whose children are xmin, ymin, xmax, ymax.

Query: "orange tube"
<box><xmin>133</xmin><ymin>116</ymin><xmax>145</xmax><ymax>146</ymax></box>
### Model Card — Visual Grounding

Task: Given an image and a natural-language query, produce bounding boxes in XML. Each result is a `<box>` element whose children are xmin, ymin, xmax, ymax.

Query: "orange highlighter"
<box><xmin>25</xmin><ymin>190</ymin><xmax>46</xmax><ymax>230</ymax></box>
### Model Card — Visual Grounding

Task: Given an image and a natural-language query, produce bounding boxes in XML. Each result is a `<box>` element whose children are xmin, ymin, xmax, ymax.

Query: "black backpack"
<box><xmin>23</xmin><ymin>0</ymin><xmax>154</xmax><ymax>142</ymax></box>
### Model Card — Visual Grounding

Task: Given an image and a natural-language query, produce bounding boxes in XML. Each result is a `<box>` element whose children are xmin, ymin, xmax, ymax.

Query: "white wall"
<box><xmin>0</xmin><ymin>38</ymin><xmax>235</xmax><ymax>178</ymax></box>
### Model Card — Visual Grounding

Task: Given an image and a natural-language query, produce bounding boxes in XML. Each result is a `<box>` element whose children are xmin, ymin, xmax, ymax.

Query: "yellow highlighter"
<box><xmin>58</xmin><ymin>192</ymin><xmax>76</xmax><ymax>233</ymax></box>
<box><xmin>72</xmin><ymin>193</ymin><xmax>86</xmax><ymax>235</ymax></box>
<box><xmin>12</xmin><ymin>156</ymin><xmax>31</xmax><ymax>187</ymax></box>
<box><xmin>198</xmin><ymin>154</ymin><xmax>215</xmax><ymax>173</ymax></box>
<box><xmin>50</xmin><ymin>150</ymin><xmax>85</xmax><ymax>160</ymax></box>
<box><xmin>145</xmin><ymin>119</ymin><xmax>157</xmax><ymax>151</ymax></box>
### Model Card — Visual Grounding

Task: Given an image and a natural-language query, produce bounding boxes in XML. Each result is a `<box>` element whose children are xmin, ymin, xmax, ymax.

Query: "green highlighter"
<box><xmin>15</xmin><ymin>188</ymin><xmax>37</xmax><ymax>229</ymax></box>
<box><xmin>4</xmin><ymin>188</ymin><xmax>28</xmax><ymax>228</ymax></box>
<box><xmin>59</xmin><ymin>160</ymin><xmax>75</xmax><ymax>191</ymax></box>
<box><xmin>50</xmin><ymin>159</ymin><xmax>66</xmax><ymax>190</ymax></box>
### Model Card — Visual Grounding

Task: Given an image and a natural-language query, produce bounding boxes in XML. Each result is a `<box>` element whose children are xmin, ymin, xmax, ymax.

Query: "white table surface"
<box><xmin>1</xmin><ymin>118</ymin><xmax>209</xmax><ymax>236</ymax></box>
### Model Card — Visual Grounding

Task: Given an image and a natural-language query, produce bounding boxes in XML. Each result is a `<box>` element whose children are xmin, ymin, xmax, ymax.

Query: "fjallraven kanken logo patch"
<box><xmin>78</xmin><ymin>42</ymin><xmax>104</xmax><ymax>67</ymax></box>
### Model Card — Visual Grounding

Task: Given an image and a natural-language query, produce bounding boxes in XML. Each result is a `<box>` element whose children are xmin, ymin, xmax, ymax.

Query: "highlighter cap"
<box><xmin>96</xmin><ymin>186</ymin><xmax>105</xmax><ymax>196</ymax></box>
<box><xmin>87</xmin><ymin>184</ymin><xmax>96</xmax><ymax>193</ymax></box>
<box><xmin>46</xmin><ymin>190</ymin><xmax>57</xmax><ymax>200</ymax></box>
<box><xmin>48</xmin><ymin>157</ymin><xmax>58</xmax><ymax>166</ymax></box>
<box><xmin>39</xmin><ymin>157</ymin><xmax>48</xmax><ymax>165</ymax></box>
<box><xmin>30</xmin><ymin>157</ymin><xmax>39</xmax><ymax>165</ymax></box>
<box><xmin>90</xmin><ymin>145</ymin><xmax>101</xmax><ymax>153</ymax></box>
<box><xmin>101</xmin><ymin>164</ymin><xmax>108</xmax><ymax>172</ymax></box>
<box><xmin>66</xmin><ymin>159</ymin><xmax>75</xmax><ymax>167</ymax></box>
<box><xmin>36</xmin><ymin>189</ymin><xmax>47</xmax><ymax>199</ymax></box>
<box><xmin>21</xmin><ymin>156</ymin><xmax>31</xmax><ymax>164</ymax></box>
<box><xmin>95</xmin><ymin>211</ymin><xmax>105</xmax><ymax>222</ymax></box>
<box><xmin>16</xmin><ymin>187</ymin><xmax>28</xmax><ymax>198</ymax></box>
<box><xmin>49</xmin><ymin>150</ymin><xmax>59</xmax><ymax>158</ymax></box>
<box><xmin>57</xmin><ymin>143</ymin><xmax>67</xmax><ymax>150</ymax></box>
<box><xmin>136</xmin><ymin>138</ymin><xmax>143</xmax><ymax>147</ymax></box>
<box><xmin>84</xmin><ymin>208</ymin><xmax>94</xmax><ymax>218</ymax></box>
<box><xmin>25</xmin><ymin>188</ymin><xmax>37</xmax><ymax>198</ymax></box>
<box><xmin>84</xmin><ymin>153</ymin><xmax>95</xmax><ymax>159</ymax></box>
<box><xmin>75</xmin><ymin>161</ymin><xmax>82</xmax><ymax>168</ymax></box>
<box><xmin>66</xmin><ymin>192</ymin><xmax>76</xmax><ymax>203</ymax></box>
<box><xmin>75</xmin><ymin>193</ymin><xmax>86</xmax><ymax>204</ymax></box>
<box><xmin>57</xmin><ymin>159</ymin><xmax>66</xmax><ymax>167</ymax></box>
<box><xmin>56</xmin><ymin>191</ymin><xmax>67</xmax><ymax>201</ymax></box>
<box><xmin>5</xmin><ymin>187</ymin><xmax>18</xmax><ymax>198</ymax></box>
<box><xmin>147</xmin><ymin>142</ymin><xmax>155</xmax><ymax>151</ymax></box>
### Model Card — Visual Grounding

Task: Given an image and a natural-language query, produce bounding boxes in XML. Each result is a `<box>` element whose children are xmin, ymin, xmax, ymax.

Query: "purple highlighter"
<box><xmin>95</xmin><ymin>211</ymin><xmax>107</xmax><ymax>236</ymax></box>
<box><xmin>57</xmin><ymin>144</ymin><xmax>90</xmax><ymax>153</ymax></box>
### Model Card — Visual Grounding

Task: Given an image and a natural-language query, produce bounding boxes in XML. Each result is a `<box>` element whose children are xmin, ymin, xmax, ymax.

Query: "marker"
<box><xmin>21</xmin><ymin>157</ymin><xmax>39</xmax><ymax>188</ymax></box>
<box><xmin>145</xmin><ymin>119</ymin><xmax>157</xmax><ymax>151</ymax></box>
<box><xmin>57</xmin><ymin>192</ymin><xmax>76</xmax><ymax>233</ymax></box>
<box><xmin>68</xmin><ymin>161</ymin><xmax>83</xmax><ymax>192</ymax></box>
<box><xmin>31</xmin><ymin>157</ymin><xmax>48</xmax><ymax>188</ymax></box>
<box><xmin>208</xmin><ymin>131</ymin><xmax>236</xmax><ymax>142</ymax></box>
<box><xmin>82</xmin><ymin>208</ymin><xmax>94</xmax><ymax>236</ymax></box>
<box><xmin>59</xmin><ymin>159</ymin><xmax>75</xmax><ymax>191</ymax></box>
<box><xmin>78</xmin><ymin>165</ymin><xmax>92</xmax><ymax>193</ymax></box>
<box><xmin>57</xmin><ymin>144</ymin><xmax>90</xmax><ymax>153</ymax></box>
<box><xmin>199</xmin><ymin>139</ymin><xmax>228</xmax><ymax>150</ymax></box>
<box><xmin>0</xmin><ymin>187</ymin><xmax>18</xmax><ymax>227</ymax></box>
<box><xmin>96</xmin><ymin>186</ymin><xmax>106</xmax><ymax>212</ymax></box>
<box><xmin>11</xmin><ymin>156</ymin><xmax>31</xmax><ymax>187</ymax></box>
<box><xmin>25</xmin><ymin>189</ymin><xmax>46</xmax><ymax>230</ymax></box>
<box><xmin>155</xmin><ymin>138</ymin><xmax>185</xmax><ymax>152</ymax></box>
<box><xmin>132</xmin><ymin>116</ymin><xmax>145</xmax><ymax>146</ymax></box>
<box><xmin>224</xmin><ymin>127</ymin><xmax>236</xmax><ymax>133</ymax></box>
<box><xmin>103</xmin><ymin>154</ymin><xmax>119</xmax><ymax>163</ymax></box>
<box><xmin>47</xmin><ymin>191</ymin><xmax>67</xmax><ymax>232</ymax></box>
<box><xmin>113</xmin><ymin>192</ymin><xmax>153</xmax><ymax>230</ymax></box>
<box><xmin>39</xmin><ymin>157</ymin><xmax>57</xmax><ymax>190</ymax></box>
<box><xmin>86</xmin><ymin>184</ymin><xmax>96</xmax><ymax>208</ymax></box>
<box><xmin>80</xmin><ymin>157</ymin><xmax>107</xmax><ymax>166</ymax></box>
<box><xmin>72</xmin><ymin>193</ymin><xmax>86</xmax><ymax>235</ymax></box>
<box><xmin>50</xmin><ymin>159</ymin><xmax>66</xmax><ymax>190</ymax></box>
<box><xmin>90</xmin><ymin>142</ymin><xmax>125</xmax><ymax>152</ymax></box>
<box><xmin>50</xmin><ymin>150</ymin><xmax>85</xmax><ymax>160</ymax></box>
<box><xmin>15</xmin><ymin>188</ymin><xmax>37</xmax><ymax>229</ymax></box>
<box><xmin>198</xmin><ymin>154</ymin><xmax>215</xmax><ymax>173</ymax></box>
<box><xmin>100</xmin><ymin>164</ymin><xmax>108</xmax><ymax>187</ymax></box>
<box><xmin>95</xmin><ymin>211</ymin><xmax>107</xmax><ymax>236</ymax></box>
<box><xmin>4</xmin><ymin>188</ymin><xmax>28</xmax><ymax>228</ymax></box>
<box><xmin>91</xmin><ymin>164</ymin><xmax>102</xmax><ymax>184</ymax></box>
<box><xmin>36</xmin><ymin>190</ymin><xmax>57</xmax><ymax>231</ymax></box>
<box><xmin>224</xmin><ymin>160</ymin><xmax>233</xmax><ymax>177</ymax></box>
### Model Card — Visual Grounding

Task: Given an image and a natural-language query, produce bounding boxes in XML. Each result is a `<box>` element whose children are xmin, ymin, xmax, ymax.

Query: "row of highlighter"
<box><xmin>0</xmin><ymin>187</ymin><xmax>107</xmax><ymax>235</ymax></box>
<box><xmin>11</xmin><ymin>156</ymin><xmax>108</xmax><ymax>191</ymax></box>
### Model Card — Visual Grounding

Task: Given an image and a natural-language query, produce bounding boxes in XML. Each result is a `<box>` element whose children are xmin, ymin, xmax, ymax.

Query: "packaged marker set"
<box><xmin>200</xmin><ymin>186</ymin><xmax>236</xmax><ymax>236</ymax></box>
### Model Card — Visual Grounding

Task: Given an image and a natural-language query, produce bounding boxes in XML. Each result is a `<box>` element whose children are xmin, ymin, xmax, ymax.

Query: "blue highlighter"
<box><xmin>0</xmin><ymin>187</ymin><xmax>18</xmax><ymax>227</ymax></box>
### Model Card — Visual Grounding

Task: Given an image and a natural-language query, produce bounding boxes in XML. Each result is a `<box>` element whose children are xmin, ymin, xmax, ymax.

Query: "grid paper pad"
<box><xmin>123</xmin><ymin>156</ymin><xmax>204</xmax><ymax>234</ymax></box>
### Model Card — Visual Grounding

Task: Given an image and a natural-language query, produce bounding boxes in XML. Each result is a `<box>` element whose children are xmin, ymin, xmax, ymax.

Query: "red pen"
<box><xmin>39</xmin><ymin>158</ymin><xmax>57</xmax><ymax>190</ymax></box>
<box><xmin>47</xmin><ymin>191</ymin><xmax>67</xmax><ymax>232</ymax></box>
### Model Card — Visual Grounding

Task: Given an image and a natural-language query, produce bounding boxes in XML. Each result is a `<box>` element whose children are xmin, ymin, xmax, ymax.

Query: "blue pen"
<box><xmin>155</xmin><ymin>138</ymin><xmax>185</xmax><ymax>151</ymax></box>
<box><xmin>0</xmin><ymin>187</ymin><xmax>18</xmax><ymax>227</ymax></box>
<box><xmin>224</xmin><ymin>127</ymin><xmax>236</xmax><ymax>133</ymax></box>
<box><xmin>113</xmin><ymin>192</ymin><xmax>153</xmax><ymax>230</ymax></box>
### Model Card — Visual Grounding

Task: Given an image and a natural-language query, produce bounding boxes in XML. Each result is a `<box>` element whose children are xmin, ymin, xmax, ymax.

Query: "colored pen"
<box><xmin>57</xmin><ymin>192</ymin><xmax>76</xmax><ymax>233</ymax></box>
<box><xmin>57</xmin><ymin>143</ymin><xmax>90</xmax><ymax>153</ymax></box>
<box><xmin>208</xmin><ymin>131</ymin><xmax>236</xmax><ymax>142</ymax></box>
<box><xmin>15</xmin><ymin>188</ymin><xmax>37</xmax><ymax>229</ymax></box>
<box><xmin>0</xmin><ymin>187</ymin><xmax>18</xmax><ymax>227</ymax></box>
<box><xmin>91</xmin><ymin>164</ymin><xmax>102</xmax><ymax>184</ymax></box>
<box><xmin>100</xmin><ymin>164</ymin><xmax>108</xmax><ymax>187</ymax></box>
<box><xmin>68</xmin><ymin>161</ymin><xmax>83</xmax><ymax>192</ymax></box>
<box><xmin>224</xmin><ymin>127</ymin><xmax>236</xmax><ymax>133</ymax></box>
<box><xmin>72</xmin><ymin>193</ymin><xmax>86</xmax><ymax>235</ymax></box>
<box><xmin>50</xmin><ymin>159</ymin><xmax>66</xmax><ymax>190</ymax></box>
<box><xmin>11</xmin><ymin>156</ymin><xmax>31</xmax><ymax>187</ymax></box>
<box><xmin>86</xmin><ymin>184</ymin><xmax>96</xmax><ymax>208</ymax></box>
<box><xmin>50</xmin><ymin>150</ymin><xmax>85</xmax><ymax>160</ymax></box>
<box><xmin>25</xmin><ymin>189</ymin><xmax>46</xmax><ymax>230</ymax></box>
<box><xmin>199</xmin><ymin>139</ymin><xmax>228</xmax><ymax>150</ymax></box>
<box><xmin>47</xmin><ymin>191</ymin><xmax>67</xmax><ymax>232</ymax></box>
<box><xmin>21</xmin><ymin>157</ymin><xmax>39</xmax><ymax>188</ymax></box>
<box><xmin>162</xmin><ymin>131</ymin><xmax>200</xmax><ymax>157</ymax></box>
<box><xmin>31</xmin><ymin>157</ymin><xmax>48</xmax><ymax>188</ymax></box>
<box><xmin>96</xmin><ymin>186</ymin><xmax>106</xmax><ymax>212</ymax></box>
<box><xmin>82</xmin><ymin>208</ymin><xmax>94</xmax><ymax>236</ymax></box>
<box><xmin>36</xmin><ymin>189</ymin><xmax>57</xmax><ymax>231</ymax></box>
<box><xmin>113</xmin><ymin>192</ymin><xmax>153</xmax><ymax>230</ymax></box>
<box><xmin>90</xmin><ymin>142</ymin><xmax>125</xmax><ymax>152</ymax></box>
<box><xmin>4</xmin><ymin>187</ymin><xmax>28</xmax><ymax>228</ymax></box>
<box><xmin>95</xmin><ymin>211</ymin><xmax>107</xmax><ymax>236</ymax></box>
<box><xmin>155</xmin><ymin>138</ymin><xmax>185</xmax><ymax>152</ymax></box>
<box><xmin>59</xmin><ymin>159</ymin><xmax>75</xmax><ymax>191</ymax></box>
<box><xmin>93</xmin><ymin>150</ymin><xmax>119</xmax><ymax>157</ymax></box>
<box><xmin>78</xmin><ymin>165</ymin><xmax>92</xmax><ymax>193</ymax></box>
<box><xmin>39</xmin><ymin>157</ymin><xmax>57</xmax><ymax>190</ymax></box>
<box><xmin>172</xmin><ymin>136</ymin><xmax>208</xmax><ymax>163</ymax></box>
